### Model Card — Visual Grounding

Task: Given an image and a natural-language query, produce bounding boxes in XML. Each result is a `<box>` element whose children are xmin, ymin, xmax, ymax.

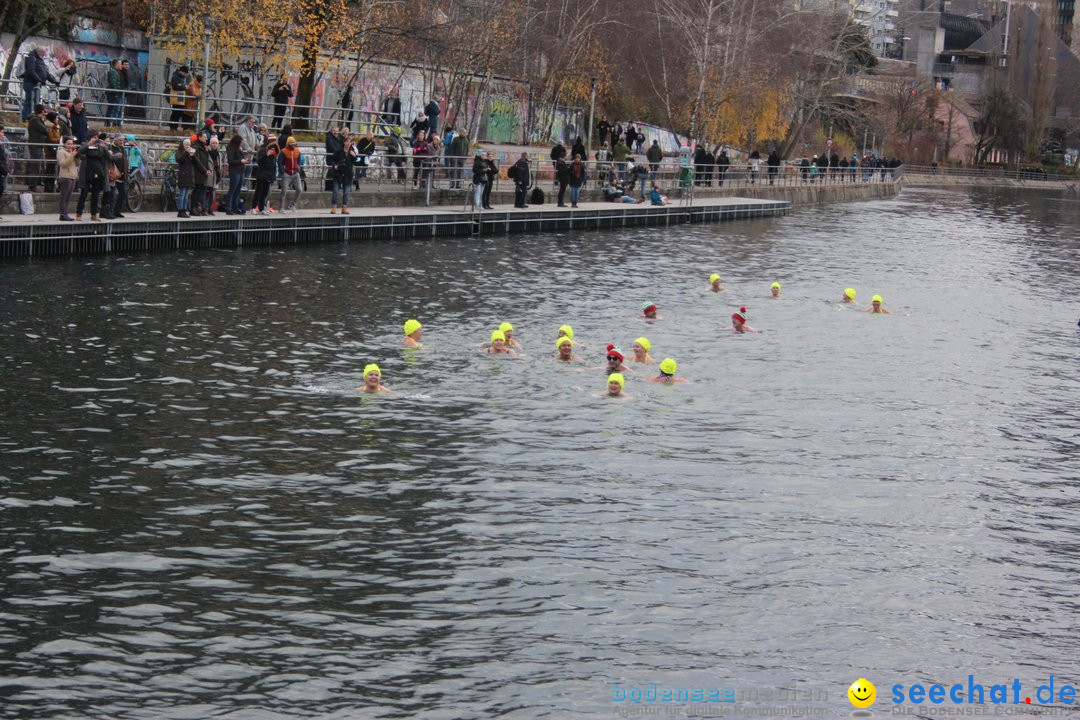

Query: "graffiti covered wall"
<box><xmin>1</xmin><ymin>23</ymin><xmax>149</xmax><ymax>119</ymax></box>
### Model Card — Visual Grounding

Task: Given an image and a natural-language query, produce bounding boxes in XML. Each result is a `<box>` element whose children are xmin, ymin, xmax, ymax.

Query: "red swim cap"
<box><xmin>606</xmin><ymin>346</ymin><xmax>625</xmax><ymax>362</ymax></box>
<box><xmin>732</xmin><ymin>307</ymin><xmax>747</xmax><ymax>323</ymax></box>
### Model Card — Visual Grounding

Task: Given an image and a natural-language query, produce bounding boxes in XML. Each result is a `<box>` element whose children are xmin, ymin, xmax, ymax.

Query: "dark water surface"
<box><xmin>2</xmin><ymin>187</ymin><xmax>1078</xmax><ymax>719</ymax></box>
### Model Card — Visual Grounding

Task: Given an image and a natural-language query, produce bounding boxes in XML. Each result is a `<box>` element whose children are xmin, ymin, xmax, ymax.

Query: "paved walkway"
<box><xmin>0</xmin><ymin>197</ymin><xmax>786</xmax><ymax>228</ymax></box>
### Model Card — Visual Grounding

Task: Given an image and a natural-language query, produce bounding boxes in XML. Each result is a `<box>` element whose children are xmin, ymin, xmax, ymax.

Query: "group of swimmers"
<box><xmin>359</xmin><ymin>276</ymin><xmax>892</xmax><ymax>395</ymax></box>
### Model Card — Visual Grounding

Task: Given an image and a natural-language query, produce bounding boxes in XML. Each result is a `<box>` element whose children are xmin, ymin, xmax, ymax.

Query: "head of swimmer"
<box><xmin>558</xmin><ymin>341</ymin><xmax>573</xmax><ymax>359</ymax></box>
<box><xmin>364</xmin><ymin>368</ymin><xmax>381</xmax><ymax>388</ymax></box>
<box><xmin>606</xmin><ymin>354</ymin><xmax>622</xmax><ymax>370</ymax></box>
<box><xmin>607</xmin><ymin>378</ymin><xmax>623</xmax><ymax>396</ymax></box>
<box><xmin>492</xmin><ymin>336</ymin><xmax>506</xmax><ymax>351</ymax></box>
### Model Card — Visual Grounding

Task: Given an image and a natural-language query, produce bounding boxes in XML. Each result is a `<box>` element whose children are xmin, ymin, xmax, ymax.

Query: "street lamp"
<box><xmin>199</xmin><ymin>14</ymin><xmax>212</xmax><ymax>122</ymax></box>
<box><xmin>587</xmin><ymin>76</ymin><xmax>596</xmax><ymax>160</ymax></box>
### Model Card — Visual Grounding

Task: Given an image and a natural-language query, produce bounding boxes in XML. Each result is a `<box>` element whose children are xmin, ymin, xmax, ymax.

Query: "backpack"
<box><xmin>506</xmin><ymin>164</ymin><xmax>518</xmax><ymax>180</ymax></box>
<box><xmin>529</xmin><ymin>187</ymin><xmax>545</xmax><ymax>205</ymax></box>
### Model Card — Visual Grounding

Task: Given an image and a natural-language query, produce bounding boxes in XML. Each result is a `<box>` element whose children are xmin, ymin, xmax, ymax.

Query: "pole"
<box><xmin>587</xmin><ymin>77</ymin><xmax>596</xmax><ymax>161</ymax></box>
<box><xmin>200</xmin><ymin>27</ymin><xmax>210</xmax><ymax>122</ymax></box>
<box><xmin>862</xmin><ymin>128</ymin><xmax>868</xmax><ymax>157</ymax></box>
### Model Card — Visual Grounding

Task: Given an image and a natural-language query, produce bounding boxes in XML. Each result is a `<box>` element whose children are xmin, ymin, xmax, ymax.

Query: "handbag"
<box><xmin>108</xmin><ymin>163</ymin><xmax>122</xmax><ymax>183</ymax></box>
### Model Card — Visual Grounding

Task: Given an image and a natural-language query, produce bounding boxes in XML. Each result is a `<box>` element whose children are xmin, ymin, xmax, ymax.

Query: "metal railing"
<box><xmin>1</xmin><ymin>136</ymin><xmax>903</xmax><ymax>212</ymax></box>
<box><xmin>899</xmin><ymin>164</ymin><xmax>1075</xmax><ymax>182</ymax></box>
<box><xmin>7</xmin><ymin>81</ymin><xmax>439</xmax><ymax>136</ymax></box>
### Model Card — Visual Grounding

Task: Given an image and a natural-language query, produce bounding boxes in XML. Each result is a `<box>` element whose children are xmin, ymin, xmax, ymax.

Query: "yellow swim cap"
<box><xmin>490</xmin><ymin>330</ymin><xmax>506</xmax><ymax>343</ymax></box>
<box><xmin>403</xmin><ymin>319</ymin><xmax>422</xmax><ymax>336</ymax></box>
<box><xmin>608</xmin><ymin>372</ymin><xmax>625</xmax><ymax>388</ymax></box>
<box><xmin>771</xmin><ymin>282</ymin><xmax>781</xmax><ymax>290</ymax></box>
<box><xmin>844</xmin><ymin>288</ymin><xmax>856</xmax><ymax>300</ymax></box>
<box><xmin>659</xmin><ymin>358</ymin><xmax>677</xmax><ymax>375</ymax></box>
<box><xmin>634</xmin><ymin>336</ymin><xmax>651</xmax><ymax>352</ymax></box>
<box><xmin>872</xmin><ymin>294</ymin><xmax>883</xmax><ymax>304</ymax></box>
<box><xmin>499</xmin><ymin>322</ymin><xmax>514</xmax><ymax>333</ymax></box>
<box><xmin>555</xmin><ymin>336</ymin><xmax>574</xmax><ymax>349</ymax></box>
<box><xmin>558</xmin><ymin>324</ymin><xmax>574</xmax><ymax>340</ymax></box>
<box><xmin>363</xmin><ymin>363</ymin><xmax>381</xmax><ymax>377</ymax></box>
<box><xmin>710</xmin><ymin>273</ymin><xmax>721</xmax><ymax>284</ymax></box>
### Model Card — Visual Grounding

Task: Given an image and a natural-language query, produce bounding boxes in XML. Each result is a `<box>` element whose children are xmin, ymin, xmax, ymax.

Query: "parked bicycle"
<box><xmin>125</xmin><ymin>166</ymin><xmax>143</xmax><ymax>212</ymax></box>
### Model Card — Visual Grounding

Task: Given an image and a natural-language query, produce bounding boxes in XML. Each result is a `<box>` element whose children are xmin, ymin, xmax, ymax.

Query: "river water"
<box><xmin>1</xmin><ymin>187</ymin><xmax>1078</xmax><ymax>719</ymax></box>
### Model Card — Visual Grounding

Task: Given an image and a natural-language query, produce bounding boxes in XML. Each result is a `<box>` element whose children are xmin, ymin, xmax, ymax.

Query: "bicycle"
<box><xmin>125</xmin><ymin>166</ymin><xmax>143</xmax><ymax>212</ymax></box>
<box><xmin>159</xmin><ymin>166</ymin><xmax>178</xmax><ymax>211</ymax></box>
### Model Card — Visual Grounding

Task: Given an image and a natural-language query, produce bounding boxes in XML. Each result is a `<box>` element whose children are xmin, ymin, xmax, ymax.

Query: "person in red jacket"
<box><xmin>278</xmin><ymin>137</ymin><xmax>303</xmax><ymax>212</ymax></box>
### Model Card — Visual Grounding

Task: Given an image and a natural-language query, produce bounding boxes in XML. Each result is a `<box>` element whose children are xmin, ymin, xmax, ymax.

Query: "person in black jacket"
<box><xmin>176</xmin><ymin>138</ymin><xmax>195</xmax><ymax>217</ymax></box>
<box><xmin>102</xmin><ymin>136</ymin><xmax>129</xmax><ymax>219</ymax></box>
<box><xmin>555</xmin><ymin>156</ymin><xmax>570</xmax><ymax>207</ymax></box>
<box><xmin>717</xmin><ymin>149</ymin><xmax>730</xmax><ymax>187</ymax></box>
<box><xmin>271</xmin><ymin>77</ymin><xmax>292</xmax><ymax>129</ymax></box>
<box><xmin>225</xmin><ymin>133</ymin><xmax>248</xmax><ymax>214</ymax></box>
<box><xmin>355</xmin><ymin>131</ymin><xmax>375</xmax><ymax>183</ymax></box>
<box><xmin>471</xmin><ymin>150</ymin><xmax>488</xmax><ymax>209</ymax></box>
<box><xmin>167</xmin><ymin>65</ymin><xmax>190</xmax><ymax>131</ymax></box>
<box><xmin>328</xmin><ymin>135</ymin><xmax>357</xmax><ymax>213</ymax></box>
<box><xmin>20</xmin><ymin>47</ymin><xmax>58</xmax><ymax>122</ymax></box>
<box><xmin>0</xmin><ymin>129</ymin><xmax>9</xmax><ymax>221</ymax></box>
<box><xmin>253</xmin><ymin>141</ymin><xmax>279</xmax><ymax>214</ymax></box>
<box><xmin>26</xmin><ymin>104</ymin><xmax>51</xmax><ymax>191</ymax></box>
<box><xmin>767</xmin><ymin>150</ymin><xmax>781</xmax><ymax>185</ymax></box>
<box><xmin>76</xmin><ymin>133</ymin><xmax>109</xmax><ymax>221</ymax></box>
<box><xmin>511</xmin><ymin>152</ymin><xmax>530</xmax><ymax>208</ymax></box>
<box><xmin>69</xmin><ymin>99</ymin><xmax>90</xmax><ymax>144</ymax></box>
<box><xmin>482</xmin><ymin>153</ymin><xmax>498</xmax><ymax>209</ymax></box>
<box><xmin>380</xmin><ymin>90</ymin><xmax>401</xmax><ymax>134</ymax></box>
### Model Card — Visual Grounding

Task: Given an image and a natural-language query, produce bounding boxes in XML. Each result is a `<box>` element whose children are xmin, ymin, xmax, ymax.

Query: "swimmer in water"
<box><xmin>642</xmin><ymin>301</ymin><xmax>660</xmax><ymax>320</ymax></box>
<box><xmin>604</xmin><ymin>345</ymin><xmax>632</xmax><ymax>372</ymax></box>
<box><xmin>731</xmin><ymin>307</ymin><xmax>758</xmax><ymax>333</ymax></box>
<box><xmin>631</xmin><ymin>336</ymin><xmax>653</xmax><ymax>364</ymax></box>
<box><xmin>770</xmin><ymin>282</ymin><xmax>781</xmax><ymax>298</ymax></box>
<box><xmin>841</xmin><ymin>288</ymin><xmax>857</xmax><ymax>304</ymax></box>
<box><xmin>486</xmin><ymin>330</ymin><xmax>518</xmax><ymax>356</ymax></box>
<box><xmin>499</xmin><ymin>322</ymin><xmax>522</xmax><ymax>349</ymax></box>
<box><xmin>403</xmin><ymin>319</ymin><xmax>423</xmax><ymax>348</ymax></box>
<box><xmin>649</xmin><ymin>357</ymin><xmax>688</xmax><ymax>383</ymax></box>
<box><xmin>359</xmin><ymin>363</ymin><xmax>390</xmax><ymax>393</ymax></box>
<box><xmin>606</xmin><ymin>372</ymin><xmax>627</xmax><ymax>397</ymax></box>
<box><xmin>555</xmin><ymin>336</ymin><xmax>578</xmax><ymax>361</ymax></box>
<box><xmin>557</xmin><ymin>324</ymin><xmax>574</xmax><ymax>342</ymax></box>
<box><xmin>709</xmin><ymin>273</ymin><xmax>725</xmax><ymax>292</ymax></box>
<box><xmin>865</xmin><ymin>294</ymin><xmax>892</xmax><ymax>314</ymax></box>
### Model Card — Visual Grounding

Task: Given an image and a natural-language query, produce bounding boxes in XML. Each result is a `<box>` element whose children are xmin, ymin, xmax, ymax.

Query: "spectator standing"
<box><xmin>635</xmin><ymin>129</ymin><xmax>645</xmax><ymax>154</ymax></box>
<box><xmin>191</xmin><ymin>135</ymin><xmax>211</xmax><ymax>215</ymax></box>
<box><xmin>568</xmin><ymin>154</ymin><xmax>586</xmax><ymax>208</ymax></box>
<box><xmin>253</xmin><ymin>140</ymin><xmax>278</xmax><ymax>214</ymax></box>
<box><xmin>380</xmin><ymin>89</ymin><xmax>401</xmax><ymax>134</ymax></box>
<box><xmin>105</xmin><ymin>58</ymin><xmax>127</xmax><ymax>127</ymax></box>
<box><xmin>328</xmin><ymin>135</ymin><xmax>357</xmax><ymax>213</ymax></box>
<box><xmin>449</xmin><ymin>129</ymin><xmax>470</xmax><ymax>189</ymax></box>
<box><xmin>597</xmin><ymin>116</ymin><xmax>611</xmax><ymax>146</ymax></box>
<box><xmin>76</xmin><ymin>132</ymin><xmax>109</xmax><ymax>221</ymax></box>
<box><xmin>57</xmin><ymin>59</ymin><xmax>78</xmax><ymax>102</ymax></box>
<box><xmin>19</xmin><ymin>47</ymin><xmax>58</xmax><ymax>122</ymax></box>
<box><xmin>57</xmin><ymin>106</ymin><xmax>72</xmax><ymax>138</ymax></box>
<box><xmin>167</xmin><ymin>65</ymin><xmax>190</xmax><ymax>130</ymax></box>
<box><xmin>411</xmin><ymin>130</ymin><xmax>432</xmax><ymax>188</ymax></box>
<box><xmin>555</xmin><ymin>155</ymin><xmax>569</xmax><ymax>207</ymax></box>
<box><xmin>102</xmin><ymin>136</ymin><xmax>128</xmax><ymax>219</ymax></box>
<box><xmin>271</xmin><ymin>77</ymin><xmax>293</xmax><ymax>129</ymax></box>
<box><xmin>26</xmin><ymin>104</ymin><xmax>51</xmax><ymax>192</ymax></box>
<box><xmin>43</xmin><ymin>111</ymin><xmax>61</xmax><ymax>192</ymax></box>
<box><xmin>595</xmin><ymin>142</ymin><xmax>611</xmax><ymax>185</ymax></box>
<box><xmin>716</xmin><ymin>149</ymin><xmax>729</xmax><ymax>187</ymax></box>
<box><xmin>693</xmin><ymin>145</ymin><xmax>706</xmax><ymax>186</ymax></box>
<box><xmin>703</xmin><ymin>147</ymin><xmax>715</xmax><ymax>187</ymax></box>
<box><xmin>471</xmin><ymin>150</ymin><xmax>488</xmax><ymax>209</ymax></box>
<box><xmin>767</xmin><ymin>149</ymin><xmax>780</xmax><ymax>185</ymax></box>
<box><xmin>184</xmin><ymin>74</ymin><xmax>203</xmax><ymax>130</ymax></box>
<box><xmin>278</xmin><ymin>136</ymin><xmax>303</xmax><ymax>211</ymax></box>
<box><xmin>571</xmin><ymin>137</ymin><xmax>586</xmax><ymax>163</ymax></box>
<box><xmin>199</xmin><ymin>117</ymin><xmax>216</xmax><ymax>145</ymax></box>
<box><xmin>355</xmin><ymin>130</ymin><xmax>376</xmax><ymax>181</ymax></box>
<box><xmin>511</xmin><ymin>152</ymin><xmax>530</xmax><ymax>209</ymax></box>
<box><xmin>56</xmin><ymin>137</ymin><xmax>79</xmax><ymax>221</ymax></box>
<box><xmin>646</xmin><ymin>140</ymin><xmax>662</xmax><ymax>183</ymax></box>
<box><xmin>69</xmin><ymin>99</ymin><xmax>89</xmax><ymax>144</ymax></box>
<box><xmin>384</xmin><ymin>127</ymin><xmax>406</xmax><ymax>183</ymax></box>
<box><xmin>175</xmin><ymin>138</ymin><xmax>195</xmax><ymax>218</ymax></box>
<box><xmin>424</xmin><ymin>98</ymin><xmax>441</xmax><ymax>138</ymax></box>
<box><xmin>340</xmin><ymin>84</ymin><xmax>353</xmax><ymax>131</ymax></box>
<box><xmin>224</xmin><ymin>133</ymin><xmax>247</xmax><ymax>214</ymax></box>
<box><xmin>207</xmin><ymin>136</ymin><xmax>222</xmax><ymax>215</ymax></box>
<box><xmin>481</xmin><ymin>152</ymin><xmax>498</xmax><ymax>209</ymax></box>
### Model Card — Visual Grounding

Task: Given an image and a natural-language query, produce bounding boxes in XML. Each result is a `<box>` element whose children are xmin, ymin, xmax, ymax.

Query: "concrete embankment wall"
<box><xmin>902</xmin><ymin>175</ymin><xmax>1079</xmax><ymax>192</ymax></box>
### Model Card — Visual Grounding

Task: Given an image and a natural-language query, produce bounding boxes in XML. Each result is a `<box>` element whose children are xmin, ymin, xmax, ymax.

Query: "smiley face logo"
<box><xmin>848</xmin><ymin>678</ymin><xmax>876</xmax><ymax>708</ymax></box>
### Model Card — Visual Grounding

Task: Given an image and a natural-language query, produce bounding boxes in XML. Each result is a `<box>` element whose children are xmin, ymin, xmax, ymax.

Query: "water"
<box><xmin>1</xmin><ymin>187</ymin><xmax>1078</xmax><ymax>719</ymax></box>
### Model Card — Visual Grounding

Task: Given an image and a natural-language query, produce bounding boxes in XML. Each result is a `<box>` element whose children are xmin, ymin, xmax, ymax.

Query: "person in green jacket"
<box><xmin>612</xmin><ymin>138</ymin><xmax>630</xmax><ymax>179</ymax></box>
